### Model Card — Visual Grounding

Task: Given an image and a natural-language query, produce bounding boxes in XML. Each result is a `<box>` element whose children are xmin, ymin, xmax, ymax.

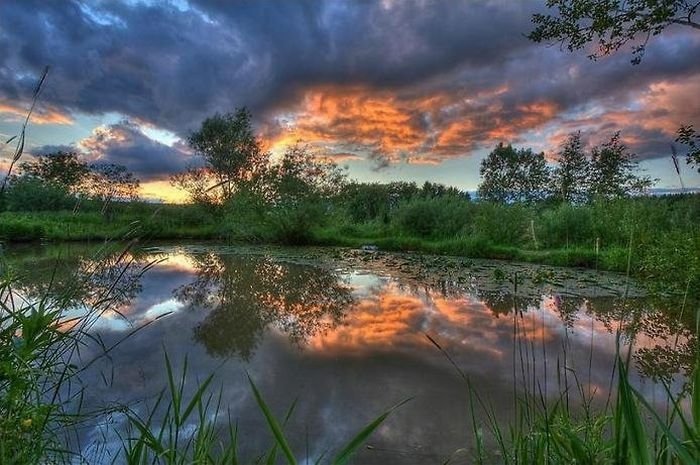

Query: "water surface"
<box><xmin>2</xmin><ymin>243</ymin><xmax>693</xmax><ymax>464</ymax></box>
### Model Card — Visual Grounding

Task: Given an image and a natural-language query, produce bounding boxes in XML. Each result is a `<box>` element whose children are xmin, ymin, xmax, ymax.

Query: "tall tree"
<box><xmin>185</xmin><ymin>108</ymin><xmax>268</xmax><ymax>202</ymax></box>
<box><xmin>529</xmin><ymin>0</ymin><xmax>700</xmax><ymax>64</ymax></box>
<box><xmin>589</xmin><ymin>133</ymin><xmax>654</xmax><ymax>199</ymax></box>
<box><xmin>478</xmin><ymin>143</ymin><xmax>551</xmax><ymax>203</ymax></box>
<box><xmin>552</xmin><ymin>132</ymin><xmax>590</xmax><ymax>203</ymax></box>
<box><xmin>19</xmin><ymin>151</ymin><xmax>89</xmax><ymax>193</ymax></box>
<box><xmin>266</xmin><ymin>143</ymin><xmax>346</xmax><ymax>206</ymax></box>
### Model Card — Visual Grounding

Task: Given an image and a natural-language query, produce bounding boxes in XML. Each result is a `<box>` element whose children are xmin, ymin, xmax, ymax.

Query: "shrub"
<box><xmin>393</xmin><ymin>197</ymin><xmax>472</xmax><ymax>239</ymax></box>
<box><xmin>537</xmin><ymin>204</ymin><xmax>595</xmax><ymax>248</ymax></box>
<box><xmin>4</xmin><ymin>177</ymin><xmax>75</xmax><ymax>212</ymax></box>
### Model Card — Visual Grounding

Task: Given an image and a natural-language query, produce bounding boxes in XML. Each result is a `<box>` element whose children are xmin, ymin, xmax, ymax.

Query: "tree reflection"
<box><xmin>2</xmin><ymin>242</ymin><xmax>148</xmax><ymax>317</ymax></box>
<box><xmin>174</xmin><ymin>252</ymin><xmax>354</xmax><ymax>360</ymax></box>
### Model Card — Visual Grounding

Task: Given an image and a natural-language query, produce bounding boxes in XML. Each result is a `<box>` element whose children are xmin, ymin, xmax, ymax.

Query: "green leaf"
<box><xmin>247</xmin><ymin>374</ymin><xmax>297</xmax><ymax>465</ymax></box>
<box><xmin>331</xmin><ymin>398</ymin><xmax>412</xmax><ymax>465</ymax></box>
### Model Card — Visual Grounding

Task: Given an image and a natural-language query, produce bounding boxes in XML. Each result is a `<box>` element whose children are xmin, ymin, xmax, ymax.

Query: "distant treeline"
<box><xmin>1</xmin><ymin>108</ymin><xmax>698</xmax><ymax>293</ymax></box>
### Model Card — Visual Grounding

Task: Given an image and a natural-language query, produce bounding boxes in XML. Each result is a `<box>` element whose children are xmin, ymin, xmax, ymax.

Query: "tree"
<box><xmin>262</xmin><ymin>143</ymin><xmax>347</xmax><ymax>244</ymax></box>
<box><xmin>478</xmin><ymin>143</ymin><xmax>551</xmax><ymax>203</ymax></box>
<box><xmin>529</xmin><ymin>1</ymin><xmax>700</xmax><ymax>171</ymax></box>
<box><xmin>3</xmin><ymin>176</ymin><xmax>75</xmax><ymax>212</ymax></box>
<box><xmin>677</xmin><ymin>125</ymin><xmax>700</xmax><ymax>172</ymax></box>
<box><xmin>529</xmin><ymin>0</ymin><xmax>700</xmax><ymax>64</ymax></box>
<box><xmin>19</xmin><ymin>151</ymin><xmax>89</xmax><ymax>192</ymax></box>
<box><xmin>184</xmin><ymin>108</ymin><xmax>268</xmax><ymax>203</ymax></box>
<box><xmin>552</xmin><ymin>132</ymin><xmax>590</xmax><ymax>203</ymax></box>
<box><xmin>170</xmin><ymin>165</ymin><xmax>223</xmax><ymax>207</ymax></box>
<box><xmin>589</xmin><ymin>133</ymin><xmax>654</xmax><ymax>199</ymax></box>
<box><xmin>87</xmin><ymin>163</ymin><xmax>140</xmax><ymax>214</ymax></box>
<box><xmin>266</xmin><ymin>143</ymin><xmax>346</xmax><ymax>205</ymax></box>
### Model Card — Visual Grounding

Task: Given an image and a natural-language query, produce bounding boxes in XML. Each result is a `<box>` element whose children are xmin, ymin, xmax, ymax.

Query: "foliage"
<box><xmin>266</xmin><ymin>143</ymin><xmax>346</xmax><ymax>204</ymax></box>
<box><xmin>552</xmin><ymin>132</ymin><xmax>590</xmax><ymax>204</ymax></box>
<box><xmin>184</xmin><ymin>108</ymin><xmax>267</xmax><ymax>202</ymax></box>
<box><xmin>2</xmin><ymin>176</ymin><xmax>75</xmax><ymax>212</ymax></box>
<box><xmin>85</xmin><ymin>163</ymin><xmax>140</xmax><ymax>216</ymax></box>
<box><xmin>393</xmin><ymin>196</ymin><xmax>472</xmax><ymax>238</ymax></box>
<box><xmin>677</xmin><ymin>125</ymin><xmax>700</xmax><ymax>172</ymax></box>
<box><xmin>589</xmin><ymin>133</ymin><xmax>654</xmax><ymax>200</ymax></box>
<box><xmin>529</xmin><ymin>0</ymin><xmax>700</xmax><ymax>64</ymax></box>
<box><xmin>19</xmin><ymin>151</ymin><xmax>89</xmax><ymax>193</ymax></box>
<box><xmin>170</xmin><ymin>165</ymin><xmax>223</xmax><ymax>207</ymax></box>
<box><xmin>478</xmin><ymin>143</ymin><xmax>550</xmax><ymax>203</ymax></box>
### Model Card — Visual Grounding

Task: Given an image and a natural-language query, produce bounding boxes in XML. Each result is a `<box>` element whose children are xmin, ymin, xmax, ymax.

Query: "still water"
<box><xmin>2</xmin><ymin>243</ymin><xmax>693</xmax><ymax>464</ymax></box>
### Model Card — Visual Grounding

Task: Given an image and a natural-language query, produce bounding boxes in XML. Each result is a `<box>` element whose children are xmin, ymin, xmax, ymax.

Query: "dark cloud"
<box><xmin>1</xmin><ymin>0</ymin><xmax>699</xmax><ymax>172</ymax></box>
<box><xmin>34</xmin><ymin>120</ymin><xmax>192</xmax><ymax>180</ymax></box>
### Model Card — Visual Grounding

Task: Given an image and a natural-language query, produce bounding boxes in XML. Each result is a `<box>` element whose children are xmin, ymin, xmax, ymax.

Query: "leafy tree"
<box><xmin>589</xmin><ymin>133</ymin><xmax>654</xmax><ymax>199</ymax></box>
<box><xmin>263</xmin><ymin>143</ymin><xmax>346</xmax><ymax>244</ymax></box>
<box><xmin>529</xmin><ymin>0</ymin><xmax>700</xmax><ymax>64</ymax></box>
<box><xmin>478</xmin><ymin>143</ymin><xmax>551</xmax><ymax>203</ymax></box>
<box><xmin>184</xmin><ymin>108</ymin><xmax>268</xmax><ymax>203</ymax></box>
<box><xmin>529</xmin><ymin>1</ymin><xmax>700</xmax><ymax>171</ymax></box>
<box><xmin>19</xmin><ymin>151</ymin><xmax>89</xmax><ymax>192</ymax></box>
<box><xmin>170</xmin><ymin>165</ymin><xmax>223</xmax><ymax>207</ymax></box>
<box><xmin>552</xmin><ymin>132</ymin><xmax>590</xmax><ymax>203</ymax></box>
<box><xmin>87</xmin><ymin>163</ymin><xmax>140</xmax><ymax>214</ymax></box>
<box><xmin>677</xmin><ymin>125</ymin><xmax>700</xmax><ymax>172</ymax></box>
<box><xmin>420</xmin><ymin>181</ymin><xmax>469</xmax><ymax>200</ymax></box>
<box><xmin>266</xmin><ymin>143</ymin><xmax>346</xmax><ymax>205</ymax></box>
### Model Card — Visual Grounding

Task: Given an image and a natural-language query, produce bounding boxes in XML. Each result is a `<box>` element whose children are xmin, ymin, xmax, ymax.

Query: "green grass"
<box><xmin>1</xmin><ymin>194</ymin><xmax>698</xmax><ymax>281</ymax></box>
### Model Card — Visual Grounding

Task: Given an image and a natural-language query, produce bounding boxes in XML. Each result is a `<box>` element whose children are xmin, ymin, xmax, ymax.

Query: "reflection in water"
<box><xmin>174</xmin><ymin>252</ymin><xmax>354</xmax><ymax>359</ymax></box>
<box><xmin>1</xmin><ymin>243</ymin><xmax>697</xmax><ymax>464</ymax></box>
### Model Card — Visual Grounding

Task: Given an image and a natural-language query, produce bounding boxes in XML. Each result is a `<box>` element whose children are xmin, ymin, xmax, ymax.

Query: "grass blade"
<box><xmin>247</xmin><ymin>374</ymin><xmax>297</xmax><ymax>465</ymax></box>
<box><xmin>331</xmin><ymin>397</ymin><xmax>412</xmax><ymax>465</ymax></box>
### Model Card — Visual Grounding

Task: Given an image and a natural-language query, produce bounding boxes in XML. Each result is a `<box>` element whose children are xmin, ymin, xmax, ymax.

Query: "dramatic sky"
<box><xmin>1</xmin><ymin>0</ymin><xmax>699</xmax><ymax>202</ymax></box>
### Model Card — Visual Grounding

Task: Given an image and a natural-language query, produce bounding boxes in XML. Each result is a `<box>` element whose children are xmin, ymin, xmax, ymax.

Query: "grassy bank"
<box><xmin>2</xmin><ymin>194</ymin><xmax>698</xmax><ymax>286</ymax></box>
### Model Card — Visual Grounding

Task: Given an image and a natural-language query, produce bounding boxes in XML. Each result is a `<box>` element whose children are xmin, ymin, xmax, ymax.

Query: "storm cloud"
<box><xmin>1</xmin><ymin>0</ymin><xmax>699</xmax><ymax>181</ymax></box>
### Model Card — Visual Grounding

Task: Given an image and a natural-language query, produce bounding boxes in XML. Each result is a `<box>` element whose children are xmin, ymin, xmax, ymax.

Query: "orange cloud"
<box><xmin>0</xmin><ymin>102</ymin><xmax>73</xmax><ymax>125</ymax></box>
<box><xmin>264</xmin><ymin>84</ymin><xmax>562</xmax><ymax>166</ymax></box>
<box><xmin>307</xmin><ymin>282</ymin><xmax>555</xmax><ymax>357</ymax></box>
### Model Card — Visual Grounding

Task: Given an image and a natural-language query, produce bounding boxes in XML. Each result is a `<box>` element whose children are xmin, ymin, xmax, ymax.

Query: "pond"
<box><xmin>1</xmin><ymin>242</ymin><xmax>694</xmax><ymax>464</ymax></box>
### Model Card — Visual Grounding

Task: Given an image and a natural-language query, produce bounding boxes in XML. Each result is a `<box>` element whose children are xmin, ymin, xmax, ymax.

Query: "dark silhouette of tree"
<box><xmin>529</xmin><ymin>0</ymin><xmax>700</xmax><ymax>64</ymax></box>
<box><xmin>677</xmin><ymin>125</ymin><xmax>700</xmax><ymax>172</ymax></box>
<box><xmin>552</xmin><ymin>132</ymin><xmax>590</xmax><ymax>204</ymax></box>
<box><xmin>19</xmin><ymin>151</ymin><xmax>89</xmax><ymax>193</ymax></box>
<box><xmin>265</xmin><ymin>143</ymin><xmax>346</xmax><ymax>206</ymax></box>
<box><xmin>477</xmin><ymin>143</ymin><xmax>551</xmax><ymax>203</ymax></box>
<box><xmin>177</xmin><ymin>108</ymin><xmax>268</xmax><ymax>204</ymax></box>
<box><xmin>588</xmin><ymin>133</ymin><xmax>654</xmax><ymax>199</ymax></box>
<box><xmin>174</xmin><ymin>252</ymin><xmax>354</xmax><ymax>360</ymax></box>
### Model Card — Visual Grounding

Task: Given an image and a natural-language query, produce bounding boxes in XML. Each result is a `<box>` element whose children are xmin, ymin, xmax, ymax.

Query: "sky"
<box><xmin>0</xmin><ymin>0</ymin><xmax>699</xmax><ymax>202</ymax></box>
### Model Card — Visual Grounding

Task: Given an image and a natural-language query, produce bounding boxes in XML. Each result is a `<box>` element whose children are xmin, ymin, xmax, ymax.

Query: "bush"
<box><xmin>393</xmin><ymin>197</ymin><xmax>472</xmax><ymax>238</ymax></box>
<box><xmin>470</xmin><ymin>202</ymin><xmax>532</xmax><ymax>246</ymax></box>
<box><xmin>4</xmin><ymin>177</ymin><xmax>75</xmax><ymax>212</ymax></box>
<box><xmin>267</xmin><ymin>201</ymin><xmax>327</xmax><ymax>245</ymax></box>
<box><xmin>0</xmin><ymin>215</ymin><xmax>44</xmax><ymax>241</ymax></box>
<box><xmin>537</xmin><ymin>204</ymin><xmax>595</xmax><ymax>248</ymax></box>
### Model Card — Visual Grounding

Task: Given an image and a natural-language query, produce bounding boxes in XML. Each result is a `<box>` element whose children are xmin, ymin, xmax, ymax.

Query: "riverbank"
<box><xmin>1</xmin><ymin>193</ymin><xmax>698</xmax><ymax>294</ymax></box>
